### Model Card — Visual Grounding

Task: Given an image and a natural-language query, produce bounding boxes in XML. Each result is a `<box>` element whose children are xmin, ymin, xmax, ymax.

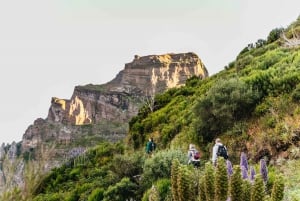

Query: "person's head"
<box><xmin>149</xmin><ymin>138</ymin><xmax>152</xmax><ymax>142</ymax></box>
<box><xmin>215</xmin><ymin>138</ymin><xmax>221</xmax><ymax>144</ymax></box>
<box><xmin>189</xmin><ymin>144</ymin><xmax>195</xmax><ymax>150</ymax></box>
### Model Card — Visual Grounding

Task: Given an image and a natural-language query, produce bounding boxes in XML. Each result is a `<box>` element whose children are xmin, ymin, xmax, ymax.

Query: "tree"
<box><xmin>267</xmin><ymin>28</ymin><xmax>284</xmax><ymax>44</ymax></box>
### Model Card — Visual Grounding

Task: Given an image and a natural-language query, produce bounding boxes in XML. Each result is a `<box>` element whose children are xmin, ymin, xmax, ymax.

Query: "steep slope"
<box><xmin>9</xmin><ymin>16</ymin><xmax>300</xmax><ymax>201</ymax></box>
<box><xmin>128</xmin><ymin>17</ymin><xmax>300</xmax><ymax>162</ymax></box>
<box><xmin>0</xmin><ymin>52</ymin><xmax>208</xmax><ymax>194</ymax></box>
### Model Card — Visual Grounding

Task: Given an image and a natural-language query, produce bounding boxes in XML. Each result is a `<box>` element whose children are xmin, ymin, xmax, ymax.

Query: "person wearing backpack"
<box><xmin>212</xmin><ymin>138</ymin><xmax>228</xmax><ymax>166</ymax></box>
<box><xmin>146</xmin><ymin>138</ymin><xmax>156</xmax><ymax>156</ymax></box>
<box><xmin>188</xmin><ymin>144</ymin><xmax>200</xmax><ymax>168</ymax></box>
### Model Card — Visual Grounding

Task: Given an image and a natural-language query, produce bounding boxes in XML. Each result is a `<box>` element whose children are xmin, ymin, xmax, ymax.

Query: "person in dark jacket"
<box><xmin>146</xmin><ymin>138</ymin><xmax>155</xmax><ymax>155</ymax></box>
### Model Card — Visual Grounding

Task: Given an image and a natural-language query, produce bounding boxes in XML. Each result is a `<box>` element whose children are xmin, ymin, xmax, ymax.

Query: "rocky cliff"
<box><xmin>0</xmin><ymin>52</ymin><xmax>208</xmax><ymax>193</ymax></box>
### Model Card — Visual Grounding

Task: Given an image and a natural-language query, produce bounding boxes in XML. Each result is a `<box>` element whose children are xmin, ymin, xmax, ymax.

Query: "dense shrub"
<box><xmin>143</xmin><ymin>178</ymin><xmax>171</xmax><ymax>201</ymax></box>
<box><xmin>88</xmin><ymin>188</ymin><xmax>104</xmax><ymax>201</ymax></box>
<box><xmin>292</xmin><ymin>83</ymin><xmax>300</xmax><ymax>102</ymax></box>
<box><xmin>236</xmin><ymin>54</ymin><xmax>254</xmax><ymax>71</ymax></box>
<box><xmin>267</xmin><ymin>28</ymin><xmax>284</xmax><ymax>44</ymax></box>
<box><xmin>103</xmin><ymin>177</ymin><xmax>138</xmax><ymax>201</ymax></box>
<box><xmin>141</xmin><ymin>149</ymin><xmax>187</xmax><ymax>190</ymax></box>
<box><xmin>194</xmin><ymin>78</ymin><xmax>260</xmax><ymax>142</ymax></box>
<box><xmin>111</xmin><ymin>152</ymin><xmax>144</xmax><ymax>179</ymax></box>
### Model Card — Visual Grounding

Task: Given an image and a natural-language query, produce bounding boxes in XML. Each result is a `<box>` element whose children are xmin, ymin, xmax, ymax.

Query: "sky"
<box><xmin>0</xmin><ymin>0</ymin><xmax>299</xmax><ymax>144</ymax></box>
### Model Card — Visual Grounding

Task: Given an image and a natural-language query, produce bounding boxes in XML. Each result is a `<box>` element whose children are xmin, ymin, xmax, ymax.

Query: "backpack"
<box><xmin>151</xmin><ymin>142</ymin><xmax>156</xmax><ymax>151</ymax></box>
<box><xmin>217</xmin><ymin>145</ymin><xmax>228</xmax><ymax>159</ymax></box>
<box><xmin>193</xmin><ymin>150</ymin><xmax>201</xmax><ymax>160</ymax></box>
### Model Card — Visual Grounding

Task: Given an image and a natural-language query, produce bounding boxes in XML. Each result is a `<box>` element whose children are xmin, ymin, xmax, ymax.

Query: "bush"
<box><xmin>88</xmin><ymin>188</ymin><xmax>104</xmax><ymax>201</ymax></box>
<box><xmin>292</xmin><ymin>84</ymin><xmax>300</xmax><ymax>102</ymax></box>
<box><xmin>142</xmin><ymin>178</ymin><xmax>171</xmax><ymax>201</ymax></box>
<box><xmin>141</xmin><ymin>149</ymin><xmax>187</xmax><ymax>189</ymax></box>
<box><xmin>236</xmin><ymin>54</ymin><xmax>254</xmax><ymax>71</ymax></box>
<box><xmin>111</xmin><ymin>152</ymin><xmax>144</xmax><ymax>179</ymax></box>
<box><xmin>194</xmin><ymin>78</ymin><xmax>260</xmax><ymax>143</ymax></box>
<box><xmin>103</xmin><ymin>177</ymin><xmax>138</xmax><ymax>201</ymax></box>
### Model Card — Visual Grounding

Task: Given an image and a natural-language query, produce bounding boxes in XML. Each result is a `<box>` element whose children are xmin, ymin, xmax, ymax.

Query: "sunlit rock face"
<box><xmin>109</xmin><ymin>52</ymin><xmax>208</xmax><ymax>95</ymax></box>
<box><xmin>21</xmin><ymin>52</ymin><xmax>208</xmax><ymax>159</ymax></box>
<box><xmin>45</xmin><ymin>52</ymin><xmax>208</xmax><ymax>126</ymax></box>
<box><xmin>0</xmin><ymin>52</ymin><xmax>208</xmax><ymax>194</ymax></box>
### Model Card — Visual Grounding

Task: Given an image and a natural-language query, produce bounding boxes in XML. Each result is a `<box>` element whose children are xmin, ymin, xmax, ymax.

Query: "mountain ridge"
<box><xmin>0</xmin><ymin>52</ymin><xmax>208</xmax><ymax>194</ymax></box>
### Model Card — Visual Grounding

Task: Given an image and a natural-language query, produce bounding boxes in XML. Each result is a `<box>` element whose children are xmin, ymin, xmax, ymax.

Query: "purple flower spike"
<box><xmin>241</xmin><ymin>165</ymin><xmax>248</xmax><ymax>179</ymax></box>
<box><xmin>226</xmin><ymin>160</ymin><xmax>233</xmax><ymax>176</ymax></box>
<box><xmin>250</xmin><ymin>166</ymin><xmax>256</xmax><ymax>182</ymax></box>
<box><xmin>260</xmin><ymin>158</ymin><xmax>268</xmax><ymax>183</ymax></box>
<box><xmin>240</xmin><ymin>152</ymin><xmax>249</xmax><ymax>171</ymax></box>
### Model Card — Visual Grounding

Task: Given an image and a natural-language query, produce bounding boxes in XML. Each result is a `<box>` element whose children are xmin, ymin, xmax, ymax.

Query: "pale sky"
<box><xmin>0</xmin><ymin>0</ymin><xmax>299</xmax><ymax>144</ymax></box>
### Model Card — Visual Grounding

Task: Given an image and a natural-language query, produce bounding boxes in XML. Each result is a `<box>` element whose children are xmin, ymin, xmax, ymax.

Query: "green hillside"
<box><xmin>2</xmin><ymin>16</ymin><xmax>300</xmax><ymax>201</ymax></box>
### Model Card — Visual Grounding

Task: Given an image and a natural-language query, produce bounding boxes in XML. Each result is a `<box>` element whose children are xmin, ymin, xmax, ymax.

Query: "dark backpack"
<box><xmin>193</xmin><ymin>150</ymin><xmax>200</xmax><ymax>160</ymax></box>
<box><xmin>217</xmin><ymin>145</ymin><xmax>228</xmax><ymax>159</ymax></box>
<box><xmin>151</xmin><ymin>142</ymin><xmax>156</xmax><ymax>151</ymax></box>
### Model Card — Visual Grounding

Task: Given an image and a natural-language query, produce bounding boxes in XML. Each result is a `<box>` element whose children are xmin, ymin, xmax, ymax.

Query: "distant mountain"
<box><xmin>0</xmin><ymin>52</ymin><xmax>208</xmax><ymax>194</ymax></box>
<box><xmin>23</xmin><ymin>17</ymin><xmax>300</xmax><ymax>201</ymax></box>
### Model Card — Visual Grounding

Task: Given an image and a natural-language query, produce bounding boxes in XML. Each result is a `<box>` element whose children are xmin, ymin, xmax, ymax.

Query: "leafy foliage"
<box><xmin>251</xmin><ymin>175</ymin><xmax>265</xmax><ymax>201</ymax></box>
<box><xmin>230</xmin><ymin>166</ymin><xmax>243</xmax><ymax>201</ymax></box>
<box><xmin>10</xmin><ymin>16</ymin><xmax>300</xmax><ymax>201</ymax></box>
<box><xmin>271</xmin><ymin>174</ymin><xmax>284</xmax><ymax>201</ymax></box>
<box><xmin>193</xmin><ymin>78</ymin><xmax>260</xmax><ymax>143</ymax></box>
<box><xmin>142</xmin><ymin>149</ymin><xmax>187</xmax><ymax>189</ymax></box>
<box><xmin>214</xmin><ymin>158</ymin><xmax>228</xmax><ymax>201</ymax></box>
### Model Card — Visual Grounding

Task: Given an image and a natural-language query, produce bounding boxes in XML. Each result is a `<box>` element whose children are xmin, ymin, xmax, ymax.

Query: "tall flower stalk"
<box><xmin>171</xmin><ymin>159</ymin><xmax>180</xmax><ymax>201</ymax></box>
<box><xmin>271</xmin><ymin>174</ymin><xmax>284</xmax><ymax>201</ymax></box>
<box><xmin>230</xmin><ymin>166</ymin><xmax>243</xmax><ymax>201</ymax></box>
<box><xmin>259</xmin><ymin>159</ymin><xmax>268</xmax><ymax>183</ymax></box>
<box><xmin>215</xmin><ymin>157</ymin><xmax>228</xmax><ymax>201</ymax></box>
<box><xmin>240</xmin><ymin>152</ymin><xmax>249</xmax><ymax>171</ymax></box>
<box><xmin>250</xmin><ymin>166</ymin><xmax>256</xmax><ymax>183</ymax></box>
<box><xmin>251</xmin><ymin>175</ymin><xmax>265</xmax><ymax>201</ymax></box>
<box><xmin>241</xmin><ymin>165</ymin><xmax>248</xmax><ymax>180</ymax></box>
<box><xmin>204</xmin><ymin>162</ymin><xmax>215</xmax><ymax>201</ymax></box>
<box><xmin>226</xmin><ymin>160</ymin><xmax>233</xmax><ymax>177</ymax></box>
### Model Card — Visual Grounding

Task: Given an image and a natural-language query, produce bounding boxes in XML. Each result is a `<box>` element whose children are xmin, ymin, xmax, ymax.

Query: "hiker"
<box><xmin>188</xmin><ymin>144</ymin><xmax>200</xmax><ymax>168</ymax></box>
<box><xmin>212</xmin><ymin>138</ymin><xmax>228</xmax><ymax>166</ymax></box>
<box><xmin>146</xmin><ymin>138</ymin><xmax>156</xmax><ymax>155</ymax></box>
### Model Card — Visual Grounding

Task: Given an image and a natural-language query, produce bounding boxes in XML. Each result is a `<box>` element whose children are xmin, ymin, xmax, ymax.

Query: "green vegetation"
<box><xmin>2</xmin><ymin>16</ymin><xmax>300</xmax><ymax>201</ymax></box>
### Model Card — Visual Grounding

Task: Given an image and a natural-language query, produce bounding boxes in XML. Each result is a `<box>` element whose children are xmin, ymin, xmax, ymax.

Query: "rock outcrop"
<box><xmin>45</xmin><ymin>52</ymin><xmax>207</xmax><ymax>127</ymax></box>
<box><xmin>0</xmin><ymin>52</ymin><xmax>208</xmax><ymax>193</ymax></box>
